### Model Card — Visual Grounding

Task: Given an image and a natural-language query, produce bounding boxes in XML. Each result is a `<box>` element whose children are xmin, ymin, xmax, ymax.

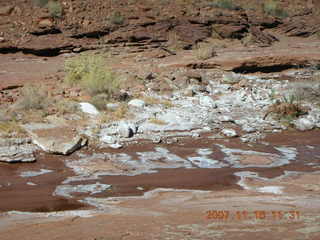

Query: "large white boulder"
<box><xmin>79</xmin><ymin>102</ymin><xmax>100</xmax><ymax>115</ymax></box>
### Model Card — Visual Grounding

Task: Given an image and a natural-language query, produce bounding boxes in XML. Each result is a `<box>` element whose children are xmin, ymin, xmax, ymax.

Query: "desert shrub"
<box><xmin>64</xmin><ymin>54</ymin><xmax>120</xmax><ymax>97</ymax></box>
<box><xmin>0</xmin><ymin>121</ymin><xmax>26</xmax><ymax>136</ymax></box>
<box><xmin>212</xmin><ymin>0</ymin><xmax>236</xmax><ymax>10</ymax></box>
<box><xmin>263</xmin><ymin>0</ymin><xmax>288</xmax><ymax>18</ymax></box>
<box><xmin>99</xmin><ymin>103</ymin><xmax>129</xmax><ymax>123</ymax></box>
<box><xmin>221</xmin><ymin>72</ymin><xmax>242</xmax><ymax>84</ymax></box>
<box><xmin>47</xmin><ymin>0</ymin><xmax>62</xmax><ymax>18</ymax></box>
<box><xmin>110</xmin><ymin>11</ymin><xmax>124</xmax><ymax>25</ymax></box>
<box><xmin>148</xmin><ymin>118</ymin><xmax>167</xmax><ymax>125</ymax></box>
<box><xmin>55</xmin><ymin>99</ymin><xmax>79</xmax><ymax>115</ymax></box>
<box><xmin>15</xmin><ymin>84</ymin><xmax>50</xmax><ymax>111</ymax></box>
<box><xmin>195</xmin><ymin>43</ymin><xmax>216</xmax><ymax>60</ymax></box>
<box><xmin>286</xmin><ymin>81</ymin><xmax>320</xmax><ymax>103</ymax></box>
<box><xmin>33</xmin><ymin>0</ymin><xmax>49</xmax><ymax>7</ymax></box>
<box><xmin>90</xmin><ymin>94</ymin><xmax>110</xmax><ymax>110</ymax></box>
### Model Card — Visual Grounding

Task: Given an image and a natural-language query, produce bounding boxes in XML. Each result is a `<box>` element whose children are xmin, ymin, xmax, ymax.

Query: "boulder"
<box><xmin>118</xmin><ymin>121</ymin><xmax>136</xmax><ymax>138</ymax></box>
<box><xmin>199</xmin><ymin>95</ymin><xmax>217</xmax><ymax>108</ymax></box>
<box><xmin>0</xmin><ymin>145</ymin><xmax>36</xmax><ymax>163</ymax></box>
<box><xmin>294</xmin><ymin>118</ymin><xmax>315</xmax><ymax>131</ymax></box>
<box><xmin>23</xmin><ymin>123</ymin><xmax>87</xmax><ymax>155</ymax></box>
<box><xmin>222</xmin><ymin>128</ymin><xmax>238</xmax><ymax>137</ymax></box>
<box><xmin>79</xmin><ymin>102</ymin><xmax>100</xmax><ymax>116</ymax></box>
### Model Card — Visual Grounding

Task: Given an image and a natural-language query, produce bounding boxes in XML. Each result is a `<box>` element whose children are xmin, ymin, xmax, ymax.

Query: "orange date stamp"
<box><xmin>206</xmin><ymin>210</ymin><xmax>300</xmax><ymax>221</ymax></box>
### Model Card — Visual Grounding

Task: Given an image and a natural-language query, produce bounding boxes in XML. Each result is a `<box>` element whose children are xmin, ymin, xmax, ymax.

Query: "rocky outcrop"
<box><xmin>0</xmin><ymin>138</ymin><xmax>36</xmax><ymax>163</ymax></box>
<box><xmin>23</xmin><ymin>123</ymin><xmax>87</xmax><ymax>155</ymax></box>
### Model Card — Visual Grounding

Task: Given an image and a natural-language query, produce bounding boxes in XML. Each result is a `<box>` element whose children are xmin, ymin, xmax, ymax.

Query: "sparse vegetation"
<box><xmin>90</xmin><ymin>94</ymin><xmax>110</xmax><ymax>110</ymax></box>
<box><xmin>263</xmin><ymin>0</ymin><xmax>288</xmax><ymax>18</ymax></box>
<box><xmin>64</xmin><ymin>54</ymin><xmax>120</xmax><ymax>98</ymax></box>
<box><xmin>211</xmin><ymin>0</ymin><xmax>237</xmax><ymax>10</ymax></box>
<box><xmin>0</xmin><ymin>120</ymin><xmax>26</xmax><ymax>136</ymax></box>
<box><xmin>167</xmin><ymin>31</ymin><xmax>184</xmax><ymax>51</ymax></box>
<box><xmin>221</xmin><ymin>73</ymin><xmax>242</xmax><ymax>84</ymax></box>
<box><xmin>15</xmin><ymin>84</ymin><xmax>50</xmax><ymax>111</ymax></box>
<box><xmin>32</xmin><ymin>0</ymin><xmax>49</xmax><ymax>7</ymax></box>
<box><xmin>142</xmin><ymin>96</ymin><xmax>174</xmax><ymax>108</ymax></box>
<box><xmin>195</xmin><ymin>43</ymin><xmax>216</xmax><ymax>60</ymax></box>
<box><xmin>55</xmin><ymin>99</ymin><xmax>79</xmax><ymax>115</ymax></box>
<box><xmin>98</xmin><ymin>103</ymin><xmax>129</xmax><ymax>123</ymax></box>
<box><xmin>110</xmin><ymin>11</ymin><xmax>124</xmax><ymax>25</ymax></box>
<box><xmin>286</xmin><ymin>80</ymin><xmax>320</xmax><ymax>103</ymax></box>
<box><xmin>47</xmin><ymin>0</ymin><xmax>63</xmax><ymax>18</ymax></box>
<box><xmin>148</xmin><ymin>118</ymin><xmax>167</xmax><ymax>125</ymax></box>
<box><xmin>264</xmin><ymin>93</ymin><xmax>308</xmax><ymax>120</ymax></box>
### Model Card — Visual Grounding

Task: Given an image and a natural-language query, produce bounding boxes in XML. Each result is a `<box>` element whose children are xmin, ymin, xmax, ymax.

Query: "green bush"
<box><xmin>64</xmin><ymin>54</ymin><xmax>120</xmax><ymax>97</ymax></box>
<box><xmin>16</xmin><ymin>84</ymin><xmax>50</xmax><ymax>110</ymax></box>
<box><xmin>263</xmin><ymin>0</ymin><xmax>288</xmax><ymax>18</ymax></box>
<box><xmin>110</xmin><ymin>11</ymin><xmax>124</xmax><ymax>25</ymax></box>
<box><xmin>32</xmin><ymin>0</ymin><xmax>49</xmax><ymax>7</ymax></box>
<box><xmin>212</xmin><ymin>0</ymin><xmax>236</xmax><ymax>10</ymax></box>
<box><xmin>47</xmin><ymin>0</ymin><xmax>62</xmax><ymax>18</ymax></box>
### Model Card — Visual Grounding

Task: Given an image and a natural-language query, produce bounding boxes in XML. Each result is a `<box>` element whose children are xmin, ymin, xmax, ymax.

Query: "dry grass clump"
<box><xmin>110</xmin><ymin>11</ymin><xmax>125</xmax><ymax>25</ymax></box>
<box><xmin>148</xmin><ymin>118</ymin><xmax>167</xmax><ymax>125</ymax></box>
<box><xmin>55</xmin><ymin>99</ymin><xmax>79</xmax><ymax>115</ymax></box>
<box><xmin>142</xmin><ymin>96</ymin><xmax>174</xmax><ymax>108</ymax></box>
<box><xmin>263</xmin><ymin>0</ymin><xmax>288</xmax><ymax>18</ymax></box>
<box><xmin>98</xmin><ymin>103</ymin><xmax>129</xmax><ymax>123</ymax></box>
<box><xmin>64</xmin><ymin>54</ymin><xmax>121</xmax><ymax>98</ymax></box>
<box><xmin>15</xmin><ymin>84</ymin><xmax>51</xmax><ymax>111</ymax></box>
<box><xmin>264</xmin><ymin>95</ymin><xmax>309</xmax><ymax>120</ymax></box>
<box><xmin>287</xmin><ymin>81</ymin><xmax>320</xmax><ymax>103</ymax></box>
<box><xmin>211</xmin><ymin>0</ymin><xmax>237</xmax><ymax>10</ymax></box>
<box><xmin>32</xmin><ymin>0</ymin><xmax>49</xmax><ymax>7</ymax></box>
<box><xmin>47</xmin><ymin>1</ymin><xmax>63</xmax><ymax>18</ymax></box>
<box><xmin>0</xmin><ymin>121</ymin><xmax>26</xmax><ymax>136</ymax></box>
<box><xmin>195</xmin><ymin>43</ymin><xmax>216</xmax><ymax>60</ymax></box>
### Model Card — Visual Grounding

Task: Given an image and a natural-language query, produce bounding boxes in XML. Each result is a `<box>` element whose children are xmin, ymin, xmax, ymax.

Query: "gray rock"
<box><xmin>23</xmin><ymin>123</ymin><xmax>87</xmax><ymax>155</ymax></box>
<box><xmin>100</xmin><ymin>135</ymin><xmax>116</xmax><ymax>144</ymax></box>
<box><xmin>294</xmin><ymin>118</ymin><xmax>315</xmax><ymax>131</ymax></box>
<box><xmin>221</xmin><ymin>129</ymin><xmax>238</xmax><ymax>137</ymax></box>
<box><xmin>128</xmin><ymin>99</ymin><xmax>145</xmax><ymax>109</ymax></box>
<box><xmin>152</xmin><ymin>135</ymin><xmax>162</xmax><ymax>144</ymax></box>
<box><xmin>0</xmin><ymin>145</ymin><xmax>36</xmax><ymax>163</ymax></box>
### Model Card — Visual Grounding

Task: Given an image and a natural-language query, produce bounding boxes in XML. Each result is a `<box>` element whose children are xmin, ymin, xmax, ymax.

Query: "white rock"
<box><xmin>128</xmin><ymin>99</ymin><xmax>145</xmax><ymax>108</ymax></box>
<box><xmin>219</xmin><ymin>115</ymin><xmax>233</xmax><ymax>122</ymax></box>
<box><xmin>199</xmin><ymin>96</ymin><xmax>217</xmax><ymax>108</ymax></box>
<box><xmin>109</xmin><ymin>143</ymin><xmax>123</xmax><ymax>149</ymax></box>
<box><xmin>221</xmin><ymin>129</ymin><xmax>238</xmax><ymax>137</ymax></box>
<box><xmin>118</xmin><ymin>121</ymin><xmax>134</xmax><ymax>138</ymax></box>
<box><xmin>100</xmin><ymin>135</ymin><xmax>116</xmax><ymax>144</ymax></box>
<box><xmin>242</xmin><ymin>125</ymin><xmax>256</xmax><ymax>133</ymax></box>
<box><xmin>294</xmin><ymin>118</ymin><xmax>315</xmax><ymax>131</ymax></box>
<box><xmin>79</xmin><ymin>102</ymin><xmax>100</xmax><ymax>115</ymax></box>
<box><xmin>106</xmin><ymin>103</ymin><xmax>120</xmax><ymax>111</ymax></box>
